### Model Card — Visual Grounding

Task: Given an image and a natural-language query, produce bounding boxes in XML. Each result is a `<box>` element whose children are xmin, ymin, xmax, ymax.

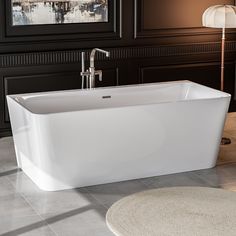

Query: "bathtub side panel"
<box><xmin>7</xmin><ymin>97</ymin><xmax>58</xmax><ymax>190</ymax></box>
<box><xmin>7</xmin><ymin>97</ymin><xmax>35</xmax><ymax>168</ymax></box>
<box><xmin>32</xmin><ymin>97</ymin><xmax>230</xmax><ymax>191</ymax></box>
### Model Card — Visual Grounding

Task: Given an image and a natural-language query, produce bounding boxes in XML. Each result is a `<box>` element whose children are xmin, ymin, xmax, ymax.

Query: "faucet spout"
<box><xmin>90</xmin><ymin>48</ymin><xmax>110</xmax><ymax>68</ymax></box>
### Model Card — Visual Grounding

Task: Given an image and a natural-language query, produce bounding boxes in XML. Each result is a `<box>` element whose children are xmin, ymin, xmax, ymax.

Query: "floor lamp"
<box><xmin>202</xmin><ymin>5</ymin><xmax>236</xmax><ymax>145</ymax></box>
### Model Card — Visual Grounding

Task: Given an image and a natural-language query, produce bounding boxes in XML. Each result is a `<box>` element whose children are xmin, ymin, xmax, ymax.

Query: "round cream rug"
<box><xmin>106</xmin><ymin>187</ymin><xmax>236</xmax><ymax>236</ymax></box>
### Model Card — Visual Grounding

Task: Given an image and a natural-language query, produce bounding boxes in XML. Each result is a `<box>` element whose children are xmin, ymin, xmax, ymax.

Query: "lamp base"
<box><xmin>221</xmin><ymin>137</ymin><xmax>231</xmax><ymax>145</ymax></box>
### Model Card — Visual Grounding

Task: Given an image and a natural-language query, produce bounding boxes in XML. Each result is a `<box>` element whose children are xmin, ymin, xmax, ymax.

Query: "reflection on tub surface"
<box><xmin>7</xmin><ymin>81</ymin><xmax>231</xmax><ymax>191</ymax></box>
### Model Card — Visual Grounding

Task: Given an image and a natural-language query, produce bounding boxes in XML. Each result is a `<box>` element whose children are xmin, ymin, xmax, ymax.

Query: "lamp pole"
<box><xmin>220</xmin><ymin>27</ymin><xmax>231</xmax><ymax>145</ymax></box>
<box><xmin>221</xmin><ymin>27</ymin><xmax>225</xmax><ymax>91</ymax></box>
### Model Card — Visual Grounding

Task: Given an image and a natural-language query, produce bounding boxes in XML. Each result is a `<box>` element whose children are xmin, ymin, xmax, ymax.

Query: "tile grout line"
<box><xmin>188</xmin><ymin>172</ymin><xmax>217</xmax><ymax>187</ymax></box>
<box><xmin>5</xmin><ymin>171</ymin><xmax>109</xmax><ymax>231</ymax></box>
<box><xmin>20</xmin><ymin>193</ymin><xmax>59</xmax><ymax>236</ymax></box>
<box><xmin>83</xmin><ymin>187</ymin><xmax>112</xmax><ymax>210</ymax></box>
<box><xmin>84</xmin><ymin>180</ymin><xmax>150</xmax><ymax>210</ymax></box>
<box><xmin>138</xmin><ymin>178</ymin><xmax>154</xmax><ymax>188</ymax></box>
<box><xmin>5</xmin><ymin>175</ymin><xmax>59</xmax><ymax>236</ymax></box>
<box><xmin>193</xmin><ymin>166</ymin><xmax>236</xmax><ymax>187</ymax></box>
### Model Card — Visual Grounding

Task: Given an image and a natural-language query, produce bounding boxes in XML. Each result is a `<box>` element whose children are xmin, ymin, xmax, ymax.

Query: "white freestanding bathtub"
<box><xmin>7</xmin><ymin>81</ymin><xmax>231</xmax><ymax>191</ymax></box>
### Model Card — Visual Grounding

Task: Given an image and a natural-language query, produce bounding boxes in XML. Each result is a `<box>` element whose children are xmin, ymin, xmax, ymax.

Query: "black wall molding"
<box><xmin>1</xmin><ymin>41</ymin><xmax>236</xmax><ymax>68</ymax></box>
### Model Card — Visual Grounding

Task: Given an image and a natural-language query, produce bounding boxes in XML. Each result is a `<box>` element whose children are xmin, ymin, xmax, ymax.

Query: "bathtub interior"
<box><xmin>8</xmin><ymin>81</ymin><xmax>230</xmax><ymax>114</ymax></box>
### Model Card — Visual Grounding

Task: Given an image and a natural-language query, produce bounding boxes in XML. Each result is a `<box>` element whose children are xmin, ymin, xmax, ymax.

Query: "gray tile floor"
<box><xmin>1</xmin><ymin>113</ymin><xmax>236</xmax><ymax>235</ymax></box>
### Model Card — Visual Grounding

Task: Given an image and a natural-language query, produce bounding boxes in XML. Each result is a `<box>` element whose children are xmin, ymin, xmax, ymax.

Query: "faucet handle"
<box><xmin>80</xmin><ymin>71</ymin><xmax>90</xmax><ymax>76</ymax></box>
<box><xmin>81</xmin><ymin>52</ymin><xmax>85</xmax><ymax>89</ymax></box>
<box><xmin>95</xmin><ymin>70</ymin><xmax>103</xmax><ymax>82</ymax></box>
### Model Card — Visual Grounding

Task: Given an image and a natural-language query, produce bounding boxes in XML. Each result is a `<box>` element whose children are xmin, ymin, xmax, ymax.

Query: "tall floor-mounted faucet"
<box><xmin>80</xmin><ymin>48</ymin><xmax>110</xmax><ymax>89</ymax></box>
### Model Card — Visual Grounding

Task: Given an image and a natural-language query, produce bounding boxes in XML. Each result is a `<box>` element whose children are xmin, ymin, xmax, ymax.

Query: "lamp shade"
<box><xmin>202</xmin><ymin>5</ymin><xmax>236</xmax><ymax>28</ymax></box>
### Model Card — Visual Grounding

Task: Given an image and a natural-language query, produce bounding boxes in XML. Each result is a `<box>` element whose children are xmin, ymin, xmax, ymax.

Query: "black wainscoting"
<box><xmin>1</xmin><ymin>0</ymin><xmax>236</xmax><ymax>137</ymax></box>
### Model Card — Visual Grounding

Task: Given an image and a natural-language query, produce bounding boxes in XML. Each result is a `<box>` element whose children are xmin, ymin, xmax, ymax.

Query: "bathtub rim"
<box><xmin>6</xmin><ymin>80</ymin><xmax>231</xmax><ymax>116</ymax></box>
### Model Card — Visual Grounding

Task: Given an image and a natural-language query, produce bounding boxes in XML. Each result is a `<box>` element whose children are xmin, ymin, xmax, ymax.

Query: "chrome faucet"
<box><xmin>80</xmin><ymin>48</ymin><xmax>110</xmax><ymax>89</ymax></box>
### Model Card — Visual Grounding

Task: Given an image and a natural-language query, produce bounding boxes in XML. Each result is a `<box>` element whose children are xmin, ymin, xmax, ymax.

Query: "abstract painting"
<box><xmin>12</xmin><ymin>0</ymin><xmax>108</xmax><ymax>25</ymax></box>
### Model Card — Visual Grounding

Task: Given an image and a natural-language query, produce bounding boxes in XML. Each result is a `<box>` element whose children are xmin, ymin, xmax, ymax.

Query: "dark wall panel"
<box><xmin>141</xmin><ymin>63</ymin><xmax>222</xmax><ymax>86</ymax></box>
<box><xmin>135</xmin><ymin>0</ymin><xmax>236</xmax><ymax>39</ymax></box>
<box><xmin>4</xmin><ymin>72</ymin><xmax>81</xmax><ymax>96</ymax></box>
<box><xmin>142</xmin><ymin>0</ymin><xmax>234</xmax><ymax>29</ymax></box>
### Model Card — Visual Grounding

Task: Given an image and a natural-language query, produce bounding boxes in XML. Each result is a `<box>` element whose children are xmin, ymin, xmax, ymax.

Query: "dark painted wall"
<box><xmin>1</xmin><ymin>0</ymin><xmax>236</xmax><ymax>137</ymax></box>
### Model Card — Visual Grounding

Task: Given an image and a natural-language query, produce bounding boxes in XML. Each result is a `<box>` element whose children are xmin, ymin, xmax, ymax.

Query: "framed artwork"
<box><xmin>5</xmin><ymin>0</ymin><xmax>121</xmax><ymax>38</ymax></box>
<box><xmin>12</xmin><ymin>0</ymin><xmax>108</xmax><ymax>26</ymax></box>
